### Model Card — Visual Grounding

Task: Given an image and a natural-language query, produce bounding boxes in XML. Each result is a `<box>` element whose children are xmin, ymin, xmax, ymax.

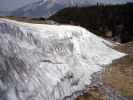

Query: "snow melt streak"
<box><xmin>0</xmin><ymin>19</ymin><xmax>125</xmax><ymax>100</ymax></box>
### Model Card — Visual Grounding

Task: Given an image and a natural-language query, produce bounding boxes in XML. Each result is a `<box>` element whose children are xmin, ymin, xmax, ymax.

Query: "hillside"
<box><xmin>0</xmin><ymin>18</ymin><xmax>125</xmax><ymax>100</ymax></box>
<box><xmin>49</xmin><ymin>3</ymin><xmax>133</xmax><ymax>43</ymax></box>
<box><xmin>103</xmin><ymin>42</ymin><xmax>133</xmax><ymax>100</ymax></box>
<box><xmin>10</xmin><ymin>0</ymin><xmax>64</xmax><ymax>18</ymax></box>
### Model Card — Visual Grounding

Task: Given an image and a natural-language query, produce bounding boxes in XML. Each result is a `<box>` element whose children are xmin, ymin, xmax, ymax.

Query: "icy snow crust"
<box><xmin>0</xmin><ymin>18</ymin><xmax>125</xmax><ymax>100</ymax></box>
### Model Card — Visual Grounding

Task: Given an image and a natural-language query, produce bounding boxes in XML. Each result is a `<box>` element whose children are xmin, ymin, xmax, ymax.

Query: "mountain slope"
<box><xmin>11</xmin><ymin>0</ymin><xmax>64</xmax><ymax>17</ymax></box>
<box><xmin>10</xmin><ymin>0</ymin><xmax>95</xmax><ymax>17</ymax></box>
<box><xmin>0</xmin><ymin>18</ymin><xmax>125</xmax><ymax>100</ymax></box>
<box><xmin>2</xmin><ymin>0</ymin><xmax>133</xmax><ymax>17</ymax></box>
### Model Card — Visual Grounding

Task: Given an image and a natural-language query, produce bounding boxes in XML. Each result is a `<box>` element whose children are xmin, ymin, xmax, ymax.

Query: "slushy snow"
<box><xmin>0</xmin><ymin>18</ymin><xmax>125</xmax><ymax>100</ymax></box>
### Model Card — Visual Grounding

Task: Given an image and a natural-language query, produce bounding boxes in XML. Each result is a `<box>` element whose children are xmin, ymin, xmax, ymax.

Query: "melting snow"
<box><xmin>0</xmin><ymin>18</ymin><xmax>125</xmax><ymax>100</ymax></box>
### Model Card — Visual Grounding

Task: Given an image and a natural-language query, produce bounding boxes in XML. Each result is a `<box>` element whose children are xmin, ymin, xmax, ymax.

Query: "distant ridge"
<box><xmin>10</xmin><ymin>0</ymin><xmax>64</xmax><ymax>18</ymax></box>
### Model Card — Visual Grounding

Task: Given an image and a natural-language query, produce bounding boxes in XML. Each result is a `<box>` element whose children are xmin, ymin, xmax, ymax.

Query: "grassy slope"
<box><xmin>103</xmin><ymin>42</ymin><xmax>133</xmax><ymax>99</ymax></box>
<box><xmin>76</xmin><ymin>42</ymin><xmax>133</xmax><ymax>100</ymax></box>
<box><xmin>103</xmin><ymin>55</ymin><xmax>133</xmax><ymax>99</ymax></box>
<box><xmin>49</xmin><ymin>3</ymin><xmax>133</xmax><ymax>43</ymax></box>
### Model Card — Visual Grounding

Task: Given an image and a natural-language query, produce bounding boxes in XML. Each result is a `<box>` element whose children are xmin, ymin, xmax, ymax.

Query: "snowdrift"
<box><xmin>0</xmin><ymin>18</ymin><xmax>125</xmax><ymax>100</ymax></box>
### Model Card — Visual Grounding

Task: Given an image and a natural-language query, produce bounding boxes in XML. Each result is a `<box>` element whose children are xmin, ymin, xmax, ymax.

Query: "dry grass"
<box><xmin>103</xmin><ymin>55</ymin><xmax>133</xmax><ymax>99</ymax></box>
<box><xmin>103</xmin><ymin>42</ymin><xmax>133</xmax><ymax>99</ymax></box>
<box><xmin>77</xmin><ymin>42</ymin><xmax>133</xmax><ymax>100</ymax></box>
<box><xmin>114</xmin><ymin>41</ymin><xmax>133</xmax><ymax>54</ymax></box>
<box><xmin>76</xmin><ymin>86</ymin><xmax>106</xmax><ymax>100</ymax></box>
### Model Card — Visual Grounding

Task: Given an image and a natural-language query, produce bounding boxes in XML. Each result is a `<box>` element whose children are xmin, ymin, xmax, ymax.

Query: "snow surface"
<box><xmin>0</xmin><ymin>18</ymin><xmax>125</xmax><ymax>100</ymax></box>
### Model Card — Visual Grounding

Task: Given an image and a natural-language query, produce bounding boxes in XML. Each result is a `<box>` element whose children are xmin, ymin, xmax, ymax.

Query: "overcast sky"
<box><xmin>0</xmin><ymin>0</ymin><xmax>133</xmax><ymax>11</ymax></box>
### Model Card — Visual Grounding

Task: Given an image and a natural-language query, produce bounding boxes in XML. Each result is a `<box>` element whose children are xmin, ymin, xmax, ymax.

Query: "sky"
<box><xmin>0</xmin><ymin>0</ymin><xmax>133</xmax><ymax>11</ymax></box>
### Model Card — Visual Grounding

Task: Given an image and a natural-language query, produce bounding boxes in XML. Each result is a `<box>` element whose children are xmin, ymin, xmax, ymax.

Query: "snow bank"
<box><xmin>0</xmin><ymin>18</ymin><xmax>125</xmax><ymax>100</ymax></box>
